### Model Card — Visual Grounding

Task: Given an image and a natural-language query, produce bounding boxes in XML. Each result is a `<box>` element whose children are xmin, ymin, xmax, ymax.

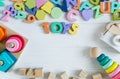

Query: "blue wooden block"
<box><xmin>56</xmin><ymin>0</ymin><xmax>68</xmax><ymax>12</ymax></box>
<box><xmin>0</xmin><ymin>50</ymin><xmax>17</xmax><ymax>72</ymax></box>
<box><xmin>25</xmin><ymin>7</ymin><xmax>38</xmax><ymax>15</ymax></box>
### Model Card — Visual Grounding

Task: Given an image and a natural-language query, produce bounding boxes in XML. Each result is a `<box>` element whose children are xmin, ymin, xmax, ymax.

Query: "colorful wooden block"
<box><xmin>1</xmin><ymin>10</ymin><xmax>11</xmax><ymax>22</ymax></box>
<box><xmin>51</xmin><ymin>0</ymin><xmax>61</xmax><ymax>5</ymax></box>
<box><xmin>89</xmin><ymin>0</ymin><xmax>100</xmax><ymax>5</ymax></box>
<box><xmin>50</xmin><ymin>22</ymin><xmax>64</xmax><ymax>33</ymax></box>
<box><xmin>35</xmin><ymin>10</ymin><xmax>46</xmax><ymax>20</ymax></box>
<box><xmin>15</xmin><ymin>10</ymin><xmax>27</xmax><ymax>19</ymax></box>
<box><xmin>14</xmin><ymin>2</ymin><xmax>25</xmax><ymax>11</ymax></box>
<box><xmin>6</xmin><ymin>5</ymin><xmax>17</xmax><ymax>17</ymax></box>
<box><xmin>62</xmin><ymin>22</ymin><xmax>72</xmax><ymax>34</ymax></box>
<box><xmin>79</xmin><ymin>1</ymin><xmax>92</xmax><ymax>11</ymax></box>
<box><xmin>51</xmin><ymin>7</ymin><xmax>63</xmax><ymax>19</ymax></box>
<box><xmin>66</xmin><ymin>0</ymin><xmax>77</xmax><ymax>8</ymax></box>
<box><xmin>73</xmin><ymin>0</ymin><xmax>81</xmax><ymax>10</ymax></box>
<box><xmin>67</xmin><ymin>9</ymin><xmax>79</xmax><ymax>22</ymax></box>
<box><xmin>34</xmin><ymin>68</ymin><xmax>44</xmax><ymax>78</ymax></box>
<box><xmin>25</xmin><ymin>0</ymin><xmax>36</xmax><ymax>9</ymax></box>
<box><xmin>100</xmin><ymin>2</ymin><xmax>111</xmax><ymax>14</ymax></box>
<box><xmin>41</xmin><ymin>22</ymin><xmax>50</xmax><ymax>34</ymax></box>
<box><xmin>48</xmin><ymin>72</ymin><xmax>56</xmax><ymax>79</ymax></box>
<box><xmin>81</xmin><ymin>9</ymin><xmax>93</xmax><ymax>21</ymax></box>
<box><xmin>111</xmin><ymin>2</ymin><xmax>120</xmax><ymax>13</ymax></box>
<box><xmin>68</xmin><ymin>23</ymin><xmax>80</xmax><ymax>35</ymax></box>
<box><xmin>25</xmin><ymin>7</ymin><xmax>38</xmax><ymax>15</ymax></box>
<box><xmin>36</xmin><ymin>0</ymin><xmax>46</xmax><ymax>8</ymax></box>
<box><xmin>41</xmin><ymin>1</ymin><xmax>53</xmax><ymax>14</ymax></box>
<box><xmin>112</xmin><ymin>9</ymin><xmax>120</xmax><ymax>20</ymax></box>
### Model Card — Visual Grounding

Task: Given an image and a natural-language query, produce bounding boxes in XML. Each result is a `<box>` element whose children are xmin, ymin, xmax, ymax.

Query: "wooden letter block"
<box><xmin>79</xmin><ymin>70</ymin><xmax>88</xmax><ymax>78</ymax></box>
<box><xmin>92</xmin><ymin>73</ymin><xmax>103</xmax><ymax>79</ymax></box>
<box><xmin>61</xmin><ymin>72</ymin><xmax>69</xmax><ymax>79</ymax></box>
<box><xmin>26</xmin><ymin>69</ymin><xmax>34</xmax><ymax>76</ymax></box>
<box><xmin>19</xmin><ymin>68</ymin><xmax>27</xmax><ymax>75</ymax></box>
<box><xmin>34</xmin><ymin>68</ymin><xmax>44</xmax><ymax>78</ymax></box>
<box><xmin>48</xmin><ymin>72</ymin><xmax>56</xmax><ymax>79</ymax></box>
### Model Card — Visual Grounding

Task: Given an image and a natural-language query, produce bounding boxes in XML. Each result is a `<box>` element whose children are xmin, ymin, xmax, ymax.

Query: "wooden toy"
<box><xmin>50</xmin><ymin>22</ymin><xmax>63</xmax><ymax>33</ymax></box>
<box><xmin>90</xmin><ymin>47</ymin><xmax>102</xmax><ymax>58</ymax></box>
<box><xmin>92</xmin><ymin>5</ymin><xmax>103</xmax><ymax>19</ymax></box>
<box><xmin>26</xmin><ymin>69</ymin><xmax>34</xmax><ymax>76</ymax></box>
<box><xmin>41</xmin><ymin>22</ymin><xmax>50</xmax><ymax>34</ymax></box>
<box><xmin>92</xmin><ymin>73</ymin><xmax>102</xmax><ymax>79</ymax></box>
<box><xmin>51</xmin><ymin>0</ymin><xmax>61</xmax><ymax>5</ymax></box>
<box><xmin>90</xmin><ymin>47</ymin><xmax>120</xmax><ymax>79</ymax></box>
<box><xmin>66</xmin><ymin>0</ymin><xmax>77</xmax><ymax>8</ymax></box>
<box><xmin>19</xmin><ymin>68</ymin><xmax>27</xmax><ymax>75</ymax></box>
<box><xmin>34</xmin><ymin>68</ymin><xmax>44</xmax><ymax>78</ymax></box>
<box><xmin>24</xmin><ymin>14</ymin><xmax>36</xmax><ymax>23</ymax></box>
<box><xmin>15</xmin><ymin>10</ymin><xmax>27</xmax><ymax>19</ymax></box>
<box><xmin>79</xmin><ymin>70</ymin><xmax>88</xmax><ymax>78</ymax></box>
<box><xmin>73</xmin><ymin>0</ymin><xmax>81</xmax><ymax>10</ymax></box>
<box><xmin>25</xmin><ymin>7</ymin><xmax>37</xmax><ymax>15</ymax></box>
<box><xmin>100</xmin><ymin>2</ymin><xmax>111</xmax><ymax>14</ymax></box>
<box><xmin>48</xmin><ymin>72</ymin><xmax>56</xmax><ymax>79</ymax></box>
<box><xmin>79</xmin><ymin>1</ymin><xmax>92</xmax><ymax>11</ymax></box>
<box><xmin>100</xmin><ymin>22</ymin><xmax>120</xmax><ymax>52</ymax></box>
<box><xmin>41</xmin><ymin>1</ymin><xmax>53</xmax><ymax>14</ymax></box>
<box><xmin>81</xmin><ymin>9</ymin><xmax>93</xmax><ymax>21</ymax></box>
<box><xmin>6</xmin><ymin>5</ymin><xmax>18</xmax><ymax>17</ymax></box>
<box><xmin>0</xmin><ymin>0</ymin><xmax>5</xmax><ymax>6</ymax></box>
<box><xmin>36</xmin><ymin>0</ymin><xmax>46</xmax><ymax>8</ymax></box>
<box><xmin>35</xmin><ymin>10</ymin><xmax>46</xmax><ymax>20</ymax></box>
<box><xmin>60</xmin><ymin>72</ymin><xmax>69</xmax><ymax>79</ymax></box>
<box><xmin>0</xmin><ymin>26</ymin><xmax>7</xmax><ymax>42</ymax></box>
<box><xmin>0</xmin><ymin>23</ymin><xmax>28</xmax><ymax>72</ymax></box>
<box><xmin>68</xmin><ymin>23</ymin><xmax>80</xmax><ymax>35</ymax></box>
<box><xmin>67</xmin><ymin>9</ymin><xmax>79</xmax><ymax>22</ymax></box>
<box><xmin>62</xmin><ymin>22</ymin><xmax>72</xmax><ymax>34</ymax></box>
<box><xmin>89</xmin><ymin>0</ymin><xmax>100</xmax><ymax>5</ymax></box>
<box><xmin>25</xmin><ymin>0</ymin><xmax>36</xmax><ymax>9</ymax></box>
<box><xmin>56</xmin><ymin>0</ymin><xmax>68</xmax><ymax>12</ymax></box>
<box><xmin>51</xmin><ymin>7</ymin><xmax>63</xmax><ymax>19</ymax></box>
<box><xmin>14</xmin><ymin>2</ymin><xmax>25</xmax><ymax>11</ymax></box>
<box><xmin>111</xmin><ymin>2</ymin><xmax>120</xmax><ymax>13</ymax></box>
<box><xmin>1</xmin><ymin>10</ymin><xmax>11</xmax><ymax>22</ymax></box>
<box><xmin>112</xmin><ymin>9</ymin><xmax>120</xmax><ymax>20</ymax></box>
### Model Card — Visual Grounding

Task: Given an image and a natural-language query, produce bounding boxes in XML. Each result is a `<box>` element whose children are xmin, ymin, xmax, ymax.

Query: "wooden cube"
<box><xmin>48</xmin><ymin>72</ymin><xmax>56</xmax><ymax>79</ymax></box>
<box><xmin>19</xmin><ymin>68</ymin><xmax>27</xmax><ymax>75</ymax></box>
<box><xmin>34</xmin><ymin>68</ymin><xmax>44</xmax><ymax>78</ymax></box>
<box><xmin>61</xmin><ymin>72</ymin><xmax>69</xmax><ymax>79</ymax></box>
<box><xmin>79</xmin><ymin>70</ymin><xmax>88</xmax><ymax>78</ymax></box>
<box><xmin>26</xmin><ymin>69</ymin><xmax>34</xmax><ymax>76</ymax></box>
<box><xmin>92</xmin><ymin>73</ymin><xmax>102</xmax><ymax>79</ymax></box>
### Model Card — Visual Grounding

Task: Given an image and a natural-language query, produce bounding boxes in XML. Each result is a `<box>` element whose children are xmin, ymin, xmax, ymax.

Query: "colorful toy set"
<box><xmin>41</xmin><ymin>22</ymin><xmax>80</xmax><ymax>34</ymax></box>
<box><xmin>0</xmin><ymin>23</ymin><xmax>28</xmax><ymax>72</ymax></box>
<box><xmin>1</xmin><ymin>0</ymin><xmax>120</xmax><ymax>22</ymax></box>
<box><xmin>90</xmin><ymin>47</ymin><xmax>120</xmax><ymax>79</ymax></box>
<box><xmin>100</xmin><ymin>21</ymin><xmax>120</xmax><ymax>52</ymax></box>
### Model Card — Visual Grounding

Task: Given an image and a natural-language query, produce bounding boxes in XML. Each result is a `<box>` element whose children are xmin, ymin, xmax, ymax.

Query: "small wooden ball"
<box><xmin>90</xmin><ymin>47</ymin><xmax>101</xmax><ymax>58</ymax></box>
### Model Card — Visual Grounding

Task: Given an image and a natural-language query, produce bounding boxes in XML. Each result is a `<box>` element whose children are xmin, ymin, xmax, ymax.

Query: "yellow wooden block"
<box><xmin>35</xmin><ymin>10</ymin><xmax>46</xmax><ymax>20</ymax></box>
<box><xmin>41</xmin><ymin>1</ymin><xmax>53</xmax><ymax>14</ymax></box>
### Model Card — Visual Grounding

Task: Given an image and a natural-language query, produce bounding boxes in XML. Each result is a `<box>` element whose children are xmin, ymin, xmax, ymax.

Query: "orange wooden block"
<box><xmin>100</xmin><ymin>2</ymin><xmax>111</xmax><ymax>14</ymax></box>
<box><xmin>41</xmin><ymin>22</ymin><xmax>50</xmax><ymax>34</ymax></box>
<box><xmin>73</xmin><ymin>0</ymin><xmax>81</xmax><ymax>10</ymax></box>
<box><xmin>24</xmin><ymin>14</ymin><xmax>36</xmax><ymax>23</ymax></box>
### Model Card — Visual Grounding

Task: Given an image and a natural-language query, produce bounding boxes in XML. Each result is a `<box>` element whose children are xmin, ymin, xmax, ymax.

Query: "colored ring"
<box><xmin>0</xmin><ymin>26</ymin><xmax>7</xmax><ymax>42</ymax></box>
<box><xmin>6</xmin><ymin>38</ymin><xmax>20</xmax><ymax>52</ymax></box>
<box><xmin>6</xmin><ymin>35</ymin><xmax>25</xmax><ymax>53</ymax></box>
<box><xmin>100</xmin><ymin>56</ymin><xmax>110</xmax><ymax>66</ymax></box>
<box><xmin>105</xmin><ymin>61</ymin><xmax>118</xmax><ymax>74</ymax></box>
<box><xmin>113</xmin><ymin>35</ymin><xmax>120</xmax><ymax>46</ymax></box>
<box><xmin>112</xmin><ymin>71</ymin><xmax>120</xmax><ymax>79</ymax></box>
<box><xmin>109</xmin><ymin>65</ymin><xmax>120</xmax><ymax>78</ymax></box>
<box><xmin>97</xmin><ymin>54</ymin><xmax>105</xmax><ymax>62</ymax></box>
<box><xmin>103</xmin><ymin>59</ymin><xmax>114</xmax><ymax>69</ymax></box>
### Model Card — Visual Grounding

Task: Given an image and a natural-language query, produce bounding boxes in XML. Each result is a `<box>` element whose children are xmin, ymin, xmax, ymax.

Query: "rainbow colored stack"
<box><xmin>97</xmin><ymin>53</ymin><xmax>120</xmax><ymax>79</ymax></box>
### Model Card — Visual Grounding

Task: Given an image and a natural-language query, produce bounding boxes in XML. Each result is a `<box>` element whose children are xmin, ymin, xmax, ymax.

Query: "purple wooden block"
<box><xmin>66</xmin><ymin>0</ymin><xmax>77</xmax><ymax>7</ymax></box>
<box><xmin>6</xmin><ymin>5</ymin><xmax>17</xmax><ymax>17</ymax></box>
<box><xmin>62</xmin><ymin>22</ymin><xmax>72</xmax><ymax>34</ymax></box>
<box><xmin>36</xmin><ymin>0</ymin><xmax>46</xmax><ymax>8</ymax></box>
<box><xmin>81</xmin><ymin>9</ymin><xmax>93</xmax><ymax>21</ymax></box>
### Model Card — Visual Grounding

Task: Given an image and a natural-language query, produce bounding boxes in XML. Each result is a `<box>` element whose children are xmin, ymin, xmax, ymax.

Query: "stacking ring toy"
<box><xmin>5</xmin><ymin>35</ymin><xmax>25</xmax><ymax>53</ymax></box>
<box><xmin>113</xmin><ymin>35</ymin><xmax>120</xmax><ymax>46</ymax></box>
<box><xmin>0</xmin><ymin>26</ymin><xmax>7</xmax><ymax>42</ymax></box>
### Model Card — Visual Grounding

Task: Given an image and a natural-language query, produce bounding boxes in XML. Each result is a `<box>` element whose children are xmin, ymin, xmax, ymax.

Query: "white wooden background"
<box><xmin>0</xmin><ymin>0</ymin><xmax>120</xmax><ymax>79</ymax></box>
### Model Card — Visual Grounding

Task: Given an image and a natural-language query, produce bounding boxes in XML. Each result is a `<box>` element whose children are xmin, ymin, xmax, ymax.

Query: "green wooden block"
<box><xmin>112</xmin><ymin>9</ymin><xmax>120</xmax><ymax>20</ymax></box>
<box><xmin>25</xmin><ymin>0</ymin><xmax>36</xmax><ymax>9</ymax></box>
<box><xmin>89</xmin><ymin>0</ymin><xmax>100</xmax><ymax>5</ymax></box>
<box><xmin>35</xmin><ymin>10</ymin><xmax>46</xmax><ymax>20</ymax></box>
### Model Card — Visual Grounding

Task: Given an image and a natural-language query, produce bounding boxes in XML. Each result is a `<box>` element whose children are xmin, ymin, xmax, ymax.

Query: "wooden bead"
<box><xmin>48</xmin><ymin>72</ymin><xmax>56</xmax><ymax>79</ymax></box>
<box><xmin>90</xmin><ymin>47</ymin><xmax>101</xmax><ymax>58</ymax></box>
<box><xmin>34</xmin><ymin>68</ymin><xmax>44</xmax><ymax>78</ymax></box>
<box><xmin>92</xmin><ymin>73</ymin><xmax>103</xmax><ymax>79</ymax></box>
<box><xmin>79</xmin><ymin>70</ymin><xmax>88</xmax><ymax>78</ymax></box>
